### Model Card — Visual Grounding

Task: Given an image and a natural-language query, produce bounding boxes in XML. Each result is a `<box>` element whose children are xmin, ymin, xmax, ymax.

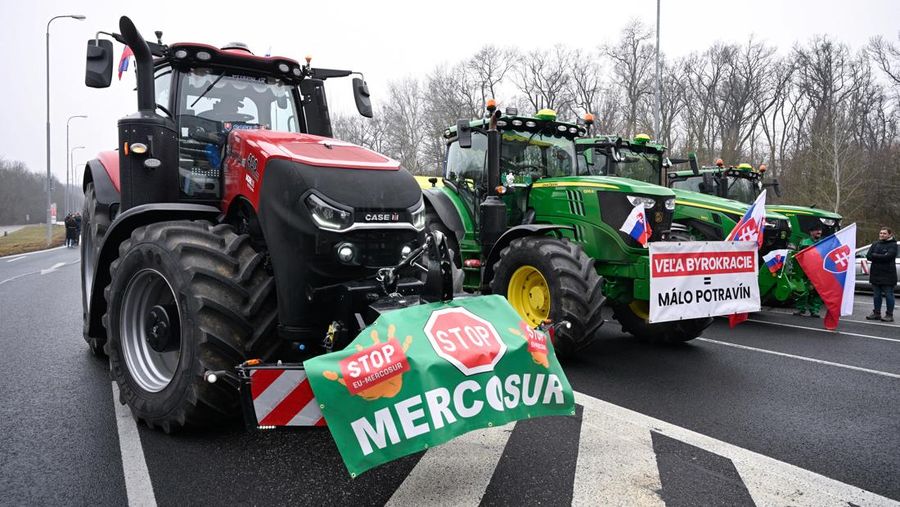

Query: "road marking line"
<box><xmin>5</xmin><ymin>256</ymin><xmax>26</xmax><ymax>263</ymax></box>
<box><xmin>698</xmin><ymin>338</ymin><xmax>900</xmax><ymax>379</ymax></box>
<box><xmin>745</xmin><ymin>318</ymin><xmax>900</xmax><ymax>343</ymax></box>
<box><xmin>40</xmin><ymin>262</ymin><xmax>67</xmax><ymax>275</ymax></box>
<box><xmin>574</xmin><ymin>403</ymin><xmax>663</xmax><ymax>506</ymax></box>
<box><xmin>0</xmin><ymin>271</ymin><xmax>39</xmax><ymax>286</ymax></box>
<box><xmin>111</xmin><ymin>382</ymin><xmax>158</xmax><ymax>507</ymax></box>
<box><xmin>835</xmin><ymin>318</ymin><xmax>898</xmax><ymax>328</ymax></box>
<box><xmin>0</xmin><ymin>245</ymin><xmax>65</xmax><ymax>260</ymax></box>
<box><xmin>575</xmin><ymin>393</ymin><xmax>898</xmax><ymax>507</ymax></box>
<box><xmin>387</xmin><ymin>422</ymin><xmax>515</xmax><ymax>507</ymax></box>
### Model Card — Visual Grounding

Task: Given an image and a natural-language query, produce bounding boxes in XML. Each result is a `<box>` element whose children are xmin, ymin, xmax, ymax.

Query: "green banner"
<box><xmin>303</xmin><ymin>295</ymin><xmax>575</xmax><ymax>477</ymax></box>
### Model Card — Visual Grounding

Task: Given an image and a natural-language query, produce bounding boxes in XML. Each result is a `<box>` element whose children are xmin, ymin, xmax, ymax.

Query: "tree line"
<box><xmin>334</xmin><ymin>22</ymin><xmax>900</xmax><ymax>242</ymax></box>
<box><xmin>0</xmin><ymin>158</ymin><xmax>83</xmax><ymax>226</ymax></box>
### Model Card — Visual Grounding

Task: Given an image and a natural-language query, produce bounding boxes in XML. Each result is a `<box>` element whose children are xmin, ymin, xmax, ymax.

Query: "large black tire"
<box><xmin>81</xmin><ymin>182</ymin><xmax>111</xmax><ymax>356</ymax></box>
<box><xmin>104</xmin><ymin>221</ymin><xmax>278</xmax><ymax>432</ymax></box>
<box><xmin>490</xmin><ymin>237</ymin><xmax>605</xmax><ymax>358</ymax></box>
<box><xmin>612</xmin><ymin>301</ymin><xmax>711</xmax><ymax>344</ymax></box>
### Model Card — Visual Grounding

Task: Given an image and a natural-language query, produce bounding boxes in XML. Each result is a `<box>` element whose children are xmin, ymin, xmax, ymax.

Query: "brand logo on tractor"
<box><xmin>364</xmin><ymin>212</ymin><xmax>400</xmax><ymax>222</ymax></box>
<box><xmin>424</xmin><ymin>308</ymin><xmax>506</xmax><ymax>376</ymax></box>
<box><xmin>824</xmin><ymin>245</ymin><xmax>851</xmax><ymax>274</ymax></box>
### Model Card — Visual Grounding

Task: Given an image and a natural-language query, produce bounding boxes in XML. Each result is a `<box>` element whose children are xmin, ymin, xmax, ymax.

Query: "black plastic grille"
<box><xmin>597</xmin><ymin>191</ymin><xmax>673</xmax><ymax>247</ymax></box>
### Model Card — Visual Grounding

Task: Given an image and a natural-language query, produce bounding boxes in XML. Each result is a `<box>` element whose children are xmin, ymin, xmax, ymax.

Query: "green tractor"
<box><xmin>421</xmin><ymin>105</ymin><xmax>714</xmax><ymax>351</ymax></box>
<box><xmin>576</xmin><ymin>135</ymin><xmax>801</xmax><ymax>304</ymax></box>
<box><xmin>665</xmin><ymin>160</ymin><xmax>843</xmax><ymax>250</ymax></box>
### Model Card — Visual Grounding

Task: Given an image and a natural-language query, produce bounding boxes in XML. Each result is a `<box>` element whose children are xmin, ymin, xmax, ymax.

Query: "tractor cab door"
<box><xmin>445</xmin><ymin>132</ymin><xmax>489</xmax><ymax>228</ymax></box>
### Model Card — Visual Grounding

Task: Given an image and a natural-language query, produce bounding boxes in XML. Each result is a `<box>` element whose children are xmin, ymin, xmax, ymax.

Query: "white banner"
<box><xmin>649</xmin><ymin>241</ymin><xmax>760</xmax><ymax>323</ymax></box>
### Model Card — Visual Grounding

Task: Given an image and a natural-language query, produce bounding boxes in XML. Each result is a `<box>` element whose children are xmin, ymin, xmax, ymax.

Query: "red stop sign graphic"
<box><xmin>424</xmin><ymin>307</ymin><xmax>507</xmax><ymax>376</ymax></box>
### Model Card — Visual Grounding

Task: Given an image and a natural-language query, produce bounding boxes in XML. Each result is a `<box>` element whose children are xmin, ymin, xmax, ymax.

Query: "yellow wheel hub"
<box><xmin>508</xmin><ymin>266</ymin><xmax>551</xmax><ymax>327</ymax></box>
<box><xmin>629</xmin><ymin>300</ymin><xmax>650</xmax><ymax>321</ymax></box>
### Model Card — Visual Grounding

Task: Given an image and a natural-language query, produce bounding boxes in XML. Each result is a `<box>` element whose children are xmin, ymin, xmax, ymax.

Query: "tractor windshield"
<box><xmin>582</xmin><ymin>146</ymin><xmax>660</xmax><ymax>184</ymax></box>
<box><xmin>725</xmin><ymin>175</ymin><xmax>761</xmax><ymax>204</ymax></box>
<box><xmin>178</xmin><ymin>69</ymin><xmax>300</xmax><ymax>132</ymax></box>
<box><xmin>500</xmin><ymin>131</ymin><xmax>576</xmax><ymax>182</ymax></box>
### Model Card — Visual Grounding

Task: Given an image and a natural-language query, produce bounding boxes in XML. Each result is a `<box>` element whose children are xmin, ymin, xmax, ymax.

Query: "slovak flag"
<box><xmin>762</xmin><ymin>249</ymin><xmax>790</xmax><ymax>275</ymax></box>
<box><xmin>726</xmin><ymin>189</ymin><xmax>767</xmax><ymax>248</ymax></box>
<box><xmin>620</xmin><ymin>203</ymin><xmax>652</xmax><ymax>247</ymax></box>
<box><xmin>795</xmin><ymin>224</ymin><xmax>857</xmax><ymax>330</ymax></box>
<box><xmin>118</xmin><ymin>46</ymin><xmax>134</xmax><ymax>80</ymax></box>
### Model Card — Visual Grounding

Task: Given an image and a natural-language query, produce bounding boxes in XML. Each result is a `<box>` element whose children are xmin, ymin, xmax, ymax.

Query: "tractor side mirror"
<box><xmin>85</xmin><ymin>39</ymin><xmax>113</xmax><ymax>88</ymax></box>
<box><xmin>688</xmin><ymin>151</ymin><xmax>700</xmax><ymax>176</ymax></box>
<box><xmin>352</xmin><ymin>77</ymin><xmax>373</xmax><ymax>118</ymax></box>
<box><xmin>456</xmin><ymin>120</ymin><xmax>472</xmax><ymax>149</ymax></box>
<box><xmin>700</xmin><ymin>172</ymin><xmax>715</xmax><ymax>195</ymax></box>
<box><xmin>764</xmin><ymin>178</ymin><xmax>783</xmax><ymax>197</ymax></box>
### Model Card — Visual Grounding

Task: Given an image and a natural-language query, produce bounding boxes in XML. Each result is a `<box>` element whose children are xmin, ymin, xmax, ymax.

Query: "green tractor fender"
<box><xmin>481</xmin><ymin>224</ymin><xmax>573</xmax><ymax>291</ymax></box>
<box><xmin>422</xmin><ymin>187</ymin><xmax>465</xmax><ymax>244</ymax></box>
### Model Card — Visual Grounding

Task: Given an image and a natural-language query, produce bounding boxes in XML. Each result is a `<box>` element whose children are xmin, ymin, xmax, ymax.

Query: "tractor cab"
<box><xmin>85</xmin><ymin>31</ymin><xmax>372</xmax><ymax>210</ymax></box>
<box><xmin>442</xmin><ymin>107</ymin><xmax>585</xmax><ymax>227</ymax></box>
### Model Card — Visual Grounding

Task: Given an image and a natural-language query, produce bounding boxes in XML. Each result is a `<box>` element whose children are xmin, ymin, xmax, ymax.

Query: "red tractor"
<box><xmin>81</xmin><ymin>17</ymin><xmax>450</xmax><ymax>432</ymax></box>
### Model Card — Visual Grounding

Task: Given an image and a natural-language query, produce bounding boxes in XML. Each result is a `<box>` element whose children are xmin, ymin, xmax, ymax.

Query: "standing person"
<box><xmin>74</xmin><ymin>213</ymin><xmax>82</xmax><ymax>246</ymax></box>
<box><xmin>865</xmin><ymin>227</ymin><xmax>897</xmax><ymax>322</ymax></box>
<box><xmin>794</xmin><ymin>225</ymin><xmax>824</xmax><ymax>317</ymax></box>
<box><xmin>64</xmin><ymin>213</ymin><xmax>77</xmax><ymax>248</ymax></box>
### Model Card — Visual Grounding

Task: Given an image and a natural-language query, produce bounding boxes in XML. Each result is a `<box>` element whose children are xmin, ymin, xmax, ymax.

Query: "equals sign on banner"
<box><xmin>703</xmin><ymin>277</ymin><xmax>711</xmax><ymax>286</ymax></box>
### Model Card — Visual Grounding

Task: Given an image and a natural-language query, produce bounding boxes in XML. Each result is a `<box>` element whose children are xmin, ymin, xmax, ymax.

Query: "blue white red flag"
<box><xmin>118</xmin><ymin>46</ymin><xmax>134</xmax><ymax>80</ymax></box>
<box><xmin>619</xmin><ymin>203</ymin><xmax>651</xmax><ymax>247</ymax></box>
<box><xmin>794</xmin><ymin>224</ymin><xmax>857</xmax><ymax>330</ymax></box>
<box><xmin>726</xmin><ymin>190</ymin><xmax>767</xmax><ymax>248</ymax></box>
<box><xmin>762</xmin><ymin>248</ymin><xmax>790</xmax><ymax>275</ymax></box>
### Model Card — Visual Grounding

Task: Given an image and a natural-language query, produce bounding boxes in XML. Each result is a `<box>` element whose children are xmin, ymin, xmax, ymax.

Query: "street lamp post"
<box><xmin>654</xmin><ymin>0</ymin><xmax>662</xmax><ymax>143</ymax></box>
<box><xmin>66</xmin><ymin>115</ymin><xmax>87</xmax><ymax>216</ymax></box>
<box><xmin>69</xmin><ymin>146</ymin><xmax>85</xmax><ymax>217</ymax></box>
<box><xmin>46</xmin><ymin>14</ymin><xmax>86</xmax><ymax>245</ymax></box>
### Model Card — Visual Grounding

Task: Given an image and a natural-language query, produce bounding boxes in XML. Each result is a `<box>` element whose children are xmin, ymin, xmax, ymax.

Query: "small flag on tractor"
<box><xmin>118</xmin><ymin>45</ymin><xmax>133</xmax><ymax>80</ymax></box>
<box><xmin>726</xmin><ymin>190</ymin><xmax>767</xmax><ymax>327</ymax></box>
<box><xmin>763</xmin><ymin>249</ymin><xmax>791</xmax><ymax>275</ymax></box>
<box><xmin>620</xmin><ymin>203</ymin><xmax>651</xmax><ymax>248</ymax></box>
<box><xmin>726</xmin><ymin>190</ymin><xmax>767</xmax><ymax>248</ymax></box>
<box><xmin>794</xmin><ymin>224</ymin><xmax>857</xmax><ymax>330</ymax></box>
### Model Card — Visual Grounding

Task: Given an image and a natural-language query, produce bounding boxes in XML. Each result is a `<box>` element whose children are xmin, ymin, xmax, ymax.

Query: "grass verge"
<box><xmin>0</xmin><ymin>225</ymin><xmax>66</xmax><ymax>257</ymax></box>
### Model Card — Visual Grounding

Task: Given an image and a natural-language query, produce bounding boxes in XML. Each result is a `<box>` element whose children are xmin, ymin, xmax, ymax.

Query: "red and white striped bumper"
<box><xmin>240</xmin><ymin>366</ymin><xmax>326</xmax><ymax>428</ymax></box>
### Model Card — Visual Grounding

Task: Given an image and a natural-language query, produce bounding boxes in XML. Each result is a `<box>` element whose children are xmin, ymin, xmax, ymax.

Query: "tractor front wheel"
<box><xmin>490</xmin><ymin>237</ymin><xmax>605</xmax><ymax>358</ymax></box>
<box><xmin>81</xmin><ymin>182</ymin><xmax>111</xmax><ymax>356</ymax></box>
<box><xmin>104</xmin><ymin>221</ymin><xmax>278</xmax><ymax>432</ymax></box>
<box><xmin>612</xmin><ymin>300</ymin><xmax>711</xmax><ymax>344</ymax></box>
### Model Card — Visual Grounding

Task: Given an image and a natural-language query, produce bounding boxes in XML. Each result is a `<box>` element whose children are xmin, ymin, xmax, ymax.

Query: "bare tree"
<box><xmin>514</xmin><ymin>45</ymin><xmax>575</xmax><ymax>115</ymax></box>
<box><xmin>867</xmin><ymin>34</ymin><xmax>900</xmax><ymax>86</ymax></box>
<box><xmin>603</xmin><ymin>20</ymin><xmax>655</xmax><ymax>138</ymax></box>
<box><xmin>467</xmin><ymin>45</ymin><xmax>519</xmax><ymax>109</ymax></box>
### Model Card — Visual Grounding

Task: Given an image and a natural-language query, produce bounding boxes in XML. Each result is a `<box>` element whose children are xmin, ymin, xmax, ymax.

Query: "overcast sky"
<box><xmin>1</xmin><ymin>0</ymin><xmax>897</xmax><ymax>185</ymax></box>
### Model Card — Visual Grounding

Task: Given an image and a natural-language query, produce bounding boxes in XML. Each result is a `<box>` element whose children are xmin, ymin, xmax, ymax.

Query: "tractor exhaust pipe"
<box><xmin>119</xmin><ymin>16</ymin><xmax>155</xmax><ymax>112</ymax></box>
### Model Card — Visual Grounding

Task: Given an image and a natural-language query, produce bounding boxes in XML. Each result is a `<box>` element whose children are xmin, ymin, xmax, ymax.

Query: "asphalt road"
<box><xmin>1</xmin><ymin>246</ymin><xmax>898</xmax><ymax>506</ymax></box>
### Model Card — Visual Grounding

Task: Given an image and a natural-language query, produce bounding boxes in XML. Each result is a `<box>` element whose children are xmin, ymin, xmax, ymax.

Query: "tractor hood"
<box><xmin>533</xmin><ymin>175</ymin><xmax>675</xmax><ymax>197</ymax></box>
<box><xmin>673</xmin><ymin>189</ymin><xmax>788</xmax><ymax>222</ymax></box>
<box><xmin>233</xmin><ymin>129</ymin><xmax>400</xmax><ymax>171</ymax></box>
<box><xmin>766</xmin><ymin>205</ymin><xmax>842</xmax><ymax>220</ymax></box>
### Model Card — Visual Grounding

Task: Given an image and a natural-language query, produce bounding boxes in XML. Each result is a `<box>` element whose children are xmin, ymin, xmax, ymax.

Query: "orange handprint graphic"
<box><xmin>323</xmin><ymin>324</ymin><xmax>413</xmax><ymax>401</ymax></box>
<box><xmin>508</xmin><ymin>321</ymin><xmax>550</xmax><ymax>368</ymax></box>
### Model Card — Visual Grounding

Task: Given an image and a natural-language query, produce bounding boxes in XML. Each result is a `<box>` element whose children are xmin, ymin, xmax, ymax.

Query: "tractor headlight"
<box><xmin>305</xmin><ymin>194</ymin><xmax>353</xmax><ymax>231</ymax></box>
<box><xmin>626</xmin><ymin>195</ymin><xmax>657</xmax><ymax>209</ymax></box>
<box><xmin>410</xmin><ymin>202</ymin><xmax>426</xmax><ymax>230</ymax></box>
<box><xmin>664</xmin><ymin>198</ymin><xmax>676</xmax><ymax>211</ymax></box>
<box><xmin>819</xmin><ymin>217</ymin><xmax>836</xmax><ymax>226</ymax></box>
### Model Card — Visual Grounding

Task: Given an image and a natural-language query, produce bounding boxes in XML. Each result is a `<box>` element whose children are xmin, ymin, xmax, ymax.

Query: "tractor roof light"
<box><xmin>278</xmin><ymin>63</ymin><xmax>290</xmax><ymax>73</ymax></box>
<box><xmin>196</xmin><ymin>51</ymin><xmax>212</xmax><ymax>61</ymax></box>
<box><xmin>557</xmin><ymin>124</ymin><xmax>568</xmax><ymax>132</ymax></box>
<box><xmin>511</xmin><ymin>119</ymin><xmax>523</xmax><ymax>127</ymax></box>
<box><xmin>525</xmin><ymin>120</ymin><xmax>537</xmax><ymax>128</ymax></box>
<box><xmin>633</xmin><ymin>133</ymin><xmax>651</xmax><ymax>145</ymax></box>
<box><xmin>535</xmin><ymin>109</ymin><xmax>557</xmax><ymax>121</ymax></box>
<box><xmin>173</xmin><ymin>49</ymin><xmax>188</xmax><ymax>59</ymax></box>
<box><xmin>486</xmin><ymin>99</ymin><xmax>497</xmax><ymax>112</ymax></box>
<box><xmin>715</xmin><ymin>158</ymin><xmax>725</xmax><ymax>167</ymax></box>
<box><xmin>737</xmin><ymin>163</ymin><xmax>753</xmax><ymax>171</ymax></box>
<box><xmin>758</xmin><ymin>164</ymin><xmax>767</xmax><ymax>173</ymax></box>
<box><xmin>583</xmin><ymin>113</ymin><xmax>595</xmax><ymax>125</ymax></box>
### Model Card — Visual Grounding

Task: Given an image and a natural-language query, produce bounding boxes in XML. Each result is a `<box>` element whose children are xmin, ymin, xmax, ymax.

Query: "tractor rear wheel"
<box><xmin>104</xmin><ymin>221</ymin><xmax>278</xmax><ymax>432</ymax></box>
<box><xmin>490</xmin><ymin>237</ymin><xmax>605</xmax><ymax>358</ymax></box>
<box><xmin>612</xmin><ymin>300</ymin><xmax>711</xmax><ymax>344</ymax></box>
<box><xmin>81</xmin><ymin>182</ymin><xmax>111</xmax><ymax>356</ymax></box>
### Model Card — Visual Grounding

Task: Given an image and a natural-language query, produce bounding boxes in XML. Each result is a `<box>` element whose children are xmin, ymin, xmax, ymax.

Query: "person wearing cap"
<box><xmin>865</xmin><ymin>226</ymin><xmax>897</xmax><ymax>322</ymax></box>
<box><xmin>793</xmin><ymin>225</ymin><xmax>824</xmax><ymax>317</ymax></box>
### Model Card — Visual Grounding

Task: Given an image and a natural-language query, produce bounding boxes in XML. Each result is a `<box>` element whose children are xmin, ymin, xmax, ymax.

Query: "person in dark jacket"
<box><xmin>64</xmin><ymin>213</ymin><xmax>77</xmax><ymax>248</ymax></box>
<box><xmin>865</xmin><ymin>227</ymin><xmax>897</xmax><ymax>322</ymax></box>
